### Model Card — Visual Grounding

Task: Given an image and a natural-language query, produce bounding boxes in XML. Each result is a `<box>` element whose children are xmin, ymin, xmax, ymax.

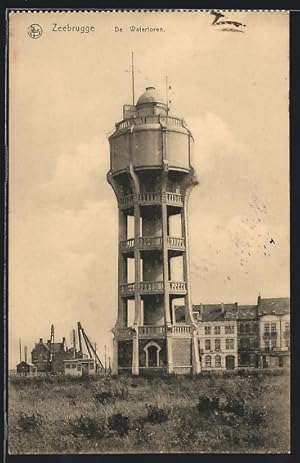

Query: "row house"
<box><xmin>257</xmin><ymin>296</ymin><xmax>290</xmax><ymax>368</ymax></box>
<box><xmin>194</xmin><ymin>303</ymin><xmax>238</xmax><ymax>371</ymax></box>
<box><xmin>175</xmin><ymin>296</ymin><xmax>290</xmax><ymax>371</ymax></box>
<box><xmin>237</xmin><ymin>305</ymin><xmax>260</xmax><ymax>368</ymax></box>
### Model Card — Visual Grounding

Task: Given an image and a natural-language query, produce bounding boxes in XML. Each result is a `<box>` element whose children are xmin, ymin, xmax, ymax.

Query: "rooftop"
<box><xmin>136</xmin><ymin>86</ymin><xmax>165</xmax><ymax>106</ymax></box>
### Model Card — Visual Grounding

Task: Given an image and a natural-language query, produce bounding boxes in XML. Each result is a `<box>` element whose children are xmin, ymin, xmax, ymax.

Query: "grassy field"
<box><xmin>8</xmin><ymin>369</ymin><xmax>290</xmax><ymax>454</ymax></box>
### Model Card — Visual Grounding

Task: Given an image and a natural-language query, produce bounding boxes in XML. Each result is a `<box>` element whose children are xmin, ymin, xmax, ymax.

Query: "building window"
<box><xmin>239</xmin><ymin>324</ymin><xmax>245</xmax><ymax>334</ymax></box>
<box><xmin>205</xmin><ymin>326</ymin><xmax>211</xmax><ymax>335</ymax></box>
<box><xmin>205</xmin><ymin>339</ymin><xmax>211</xmax><ymax>351</ymax></box>
<box><xmin>245</xmin><ymin>324</ymin><xmax>250</xmax><ymax>334</ymax></box>
<box><xmin>226</xmin><ymin>339</ymin><xmax>234</xmax><ymax>350</ymax></box>
<box><xmin>271</xmin><ymin>338</ymin><xmax>277</xmax><ymax>348</ymax></box>
<box><xmin>264</xmin><ymin>323</ymin><xmax>270</xmax><ymax>334</ymax></box>
<box><xmin>214</xmin><ymin>326</ymin><xmax>221</xmax><ymax>335</ymax></box>
<box><xmin>205</xmin><ymin>356</ymin><xmax>212</xmax><ymax>367</ymax></box>
<box><xmin>225</xmin><ymin>325</ymin><xmax>234</xmax><ymax>334</ymax></box>
<box><xmin>240</xmin><ymin>338</ymin><xmax>250</xmax><ymax>349</ymax></box>
<box><xmin>65</xmin><ymin>364</ymin><xmax>71</xmax><ymax>369</ymax></box>
<box><xmin>285</xmin><ymin>322</ymin><xmax>290</xmax><ymax>332</ymax></box>
<box><xmin>215</xmin><ymin>355</ymin><xmax>222</xmax><ymax>368</ymax></box>
<box><xmin>215</xmin><ymin>338</ymin><xmax>221</xmax><ymax>351</ymax></box>
<box><xmin>271</xmin><ymin>323</ymin><xmax>277</xmax><ymax>333</ymax></box>
<box><xmin>76</xmin><ymin>364</ymin><xmax>81</xmax><ymax>371</ymax></box>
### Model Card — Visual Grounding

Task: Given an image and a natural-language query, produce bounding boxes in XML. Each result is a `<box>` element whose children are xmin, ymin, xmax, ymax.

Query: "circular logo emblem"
<box><xmin>28</xmin><ymin>24</ymin><xmax>43</xmax><ymax>39</ymax></box>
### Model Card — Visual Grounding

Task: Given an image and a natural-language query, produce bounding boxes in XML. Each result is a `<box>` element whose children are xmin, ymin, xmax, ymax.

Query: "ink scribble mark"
<box><xmin>210</xmin><ymin>10</ymin><xmax>225</xmax><ymax>25</ymax></box>
<box><xmin>210</xmin><ymin>10</ymin><xmax>246</xmax><ymax>33</ymax></box>
<box><xmin>270</xmin><ymin>238</ymin><xmax>275</xmax><ymax>245</ymax></box>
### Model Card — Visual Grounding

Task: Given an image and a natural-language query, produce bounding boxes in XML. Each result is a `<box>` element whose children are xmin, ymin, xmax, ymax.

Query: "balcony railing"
<box><xmin>167</xmin><ymin>236</ymin><xmax>185</xmax><ymax>250</ymax></box>
<box><xmin>121</xmin><ymin>280</ymin><xmax>187</xmax><ymax>296</ymax></box>
<box><xmin>120</xmin><ymin>236</ymin><xmax>185</xmax><ymax>252</ymax></box>
<box><xmin>138</xmin><ymin>326</ymin><xmax>166</xmax><ymax>336</ymax></box>
<box><xmin>139</xmin><ymin>281</ymin><xmax>164</xmax><ymax>294</ymax></box>
<box><xmin>116</xmin><ymin>115</ymin><xmax>187</xmax><ymax>131</ymax></box>
<box><xmin>120</xmin><ymin>283</ymin><xmax>135</xmax><ymax>296</ymax></box>
<box><xmin>118</xmin><ymin>327</ymin><xmax>133</xmax><ymax>337</ymax></box>
<box><xmin>169</xmin><ymin>281</ymin><xmax>187</xmax><ymax>294</ymax></box>
<box><xmin>171</xmin><ymin>325</ymin><xmax>192</xmax><ymax>335</ymax></box>
<box><xmin>119</xmin><ymin>192</ymin><xmax>184</xmax><ymax>209</ymax></box>
<box><xmin>138</xmin><ymin>192</ymin><xmax>161</xmax><ymax>205</ymax></box>
<box><xmin>166</xmin><ymin>193</ymin><xmax>183</xmax><ymax>206</ymax></box>
<box><xmin>120</xmin><ymin>238</ymin><xmax>135</xmax><ymax>251</ymax></box>
<box><xmin>139</xmin><ymin>236</ymin><xmax>163</xmax><ymax>249</ymax></box>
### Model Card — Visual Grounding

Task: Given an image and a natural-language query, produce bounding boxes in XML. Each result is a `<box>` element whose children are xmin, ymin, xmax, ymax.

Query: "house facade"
<box><xmin>194</xmin><ymin>303</ymin><xmax>238</xmax><ymax>371</ymax></box>
<box><xmin>175</xmin><ymin>296</ymin><xmax>290</xmax><ymax>371</ymax></box>
<box><xmin>257</xmin><ymin>297</ymin><xmax>290</xmax><ymax>368</ymax></box>
<box><xmin>237</xmin><ymin>305</ymin><xmax>260</xmax><ymax>368</ymax></box>
<box><xmin>31</xmin><ymin>337</ymin><xmax>77</xmax><ymax>373</ymax></box>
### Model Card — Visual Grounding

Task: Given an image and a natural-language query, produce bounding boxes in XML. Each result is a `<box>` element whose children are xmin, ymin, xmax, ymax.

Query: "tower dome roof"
<box><xmin>136</xmin><ymin>87</ymin><xmax>164</xmax><ymax>106</ymax></box>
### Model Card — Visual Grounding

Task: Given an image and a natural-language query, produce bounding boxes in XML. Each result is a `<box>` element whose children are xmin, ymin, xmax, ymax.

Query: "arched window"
<box><xmin>144</xmin><ymin>342</ymin><xmax>161</xmax><ymax>368</ymax></box>
<box><xmin>205</xmin><ymin>355</ymin><xmax>212</xmax><ymax>367</ymax></box>
<box><xmin>215</xmin><ymin>355</ymin><xmax>222</xmax><ymax>368</ymax></box>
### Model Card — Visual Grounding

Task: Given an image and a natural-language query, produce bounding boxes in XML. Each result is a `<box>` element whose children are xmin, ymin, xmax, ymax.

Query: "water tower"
<box><xmin>107</xmin><ymin>86</ymin><xmax>200</xmax><ymax>375</ymax></box>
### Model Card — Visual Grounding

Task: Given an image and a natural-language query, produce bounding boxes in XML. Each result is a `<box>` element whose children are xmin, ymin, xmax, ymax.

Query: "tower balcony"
<box><xmin>117</xmin><ymin>324</ymin><xmax>192</xmax><ymax>339</ymax></box>
<box><xmin>120</xmin><ymin>280</ymin><xmax>187</xmax><ymax>297</ymax></box>
<box><xmin>119</xmin><ymin>192</ymin><xmax>184</xmax><ymax>210</ymax></box>
<box><xmin>138</xmin><ymin>325</ymin><xmax>166</xmax><ymax>336</ymax></box>
<box><xmin>119</xmin><ymin>236</ymin><xmax>185</xmax><ymax>254</ymax></box>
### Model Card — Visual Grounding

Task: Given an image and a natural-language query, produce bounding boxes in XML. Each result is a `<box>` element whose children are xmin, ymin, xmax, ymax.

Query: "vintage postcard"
<box><xmin>7</xmin><ymin>10</ymin><xmax>290</xmax><ymax>454</ymax></box>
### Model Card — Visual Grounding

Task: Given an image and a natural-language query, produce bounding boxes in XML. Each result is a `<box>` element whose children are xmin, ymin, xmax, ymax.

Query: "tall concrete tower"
<box><xmin>107</xmin><ymin>86</ymin><xmax>200</xmax><ymax>375</ymax></box>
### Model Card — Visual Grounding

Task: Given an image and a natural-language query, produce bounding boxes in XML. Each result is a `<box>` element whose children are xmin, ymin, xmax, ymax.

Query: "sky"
<box><xmin>8</xmin><ymin>11</ymin><xmax>289</xmax><ymax>368</ymax></box>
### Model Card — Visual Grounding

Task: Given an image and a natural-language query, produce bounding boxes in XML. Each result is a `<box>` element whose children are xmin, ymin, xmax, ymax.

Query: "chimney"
<box><xmin>198</xmin><ymin>303</ymin><xmax>204</xmax><ymax>321</ymax></box>
<box><xmin>221</xmin><ymin>303</ymin><xmax>225</xmax><ymax>313</ymax></box>
<box><xmin>233</xmin><ymin>302</ymin><xmax>238</xmax><ymax>318</ymax></box>
<box><xmin>257</xmin><ymin>293</ymin><xmax>261</xmax><ymax>307</ymax></box>
<box><xmin>24</xmin><ymin>346</ymin><xmax>27</xmax><ymax>363</ymax></box>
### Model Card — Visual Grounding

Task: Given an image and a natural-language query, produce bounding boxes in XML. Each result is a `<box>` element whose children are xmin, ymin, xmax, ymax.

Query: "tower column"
<box><xmin>128</xmin><ymin>166</ymin><xmax>141</xmax><ymax>375</ymax></box>
<box><xmin>118</xmin><ymin>209</ymin><xmax>128</xmax><ymax>327</ymax></box>
<box><xmin>161</xmin><ymin>170</ymin><xmax>171</xmax><ymax>326</ymax></box>
<box><xmin>181</xmin><ymin>183</ymin><xmax>201</xmax><ymax>374</ymax></box>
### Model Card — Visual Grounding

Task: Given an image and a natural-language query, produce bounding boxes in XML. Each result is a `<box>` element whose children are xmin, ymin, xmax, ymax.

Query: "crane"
<box><xmin>77</xmin><ymin>322</ymin><xmax>104</xmax><ymax>370</ymax></box>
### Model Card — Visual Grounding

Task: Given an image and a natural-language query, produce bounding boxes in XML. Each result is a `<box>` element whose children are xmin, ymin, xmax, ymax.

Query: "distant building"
<box><xmin>193</xmin><ymin>303</ymin><xmax>238</xmax><ymax>370</ymax></box>
<box><xmin>16</xmin><ymin>361</ymin><xmax>37</xmax><ymax>377</ymax></box>
<box><xmin>257</xmin><ymin>296</ymin><xmax>290</xmax><ymax>368</ymax></box>
<box><xmin>64</xmin><ymin>358</ymin><xmax>96</xmax><ymax>376</ymax></box>
<box><xmin>237</xmin><ymin>305</ymin><xmax>260</xmax><ymax>368</ymax></box>
<box><xmin>175</xmin><ymin>295</ymin><xmax>290</xmax><ymax>371</ymax></box>
<box><xmin>31</xmin><ymin>337</ymin><xmax>80</xmax><ymax>373</ymax></box>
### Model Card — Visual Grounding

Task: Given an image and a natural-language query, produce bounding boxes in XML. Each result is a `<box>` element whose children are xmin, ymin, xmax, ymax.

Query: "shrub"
<box><xmin>145</xmin><ymin>404</ymin><xmax>170</xmax><ymax>424</ymax></box>
<box><xmin>246</xmin><ymin>405</ymin><xmax>267</xmax><ymax>425</ymax></box>
<box><xmin>108</xmin><ymin>413</ymin><xmax>130</xmax><ymax>436</ymax></box>
<box><xmin>94</xmin><ymin>391</ymin><xmax>116</xmax><ymax>405</ymax></box>
<box><xmin>197</xmin><ymin>395</ymin><xmax>220</xmax><ymax>413</ymax></box>
<box><xmin>70</xmin><ymin>414</ymin><xmax>105</xmax><ymax>439</ymax></box>
<box><xmin>17</xmin><ymin>412</ymin><xmax>43</xmax><ymax>432</ymax></box>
